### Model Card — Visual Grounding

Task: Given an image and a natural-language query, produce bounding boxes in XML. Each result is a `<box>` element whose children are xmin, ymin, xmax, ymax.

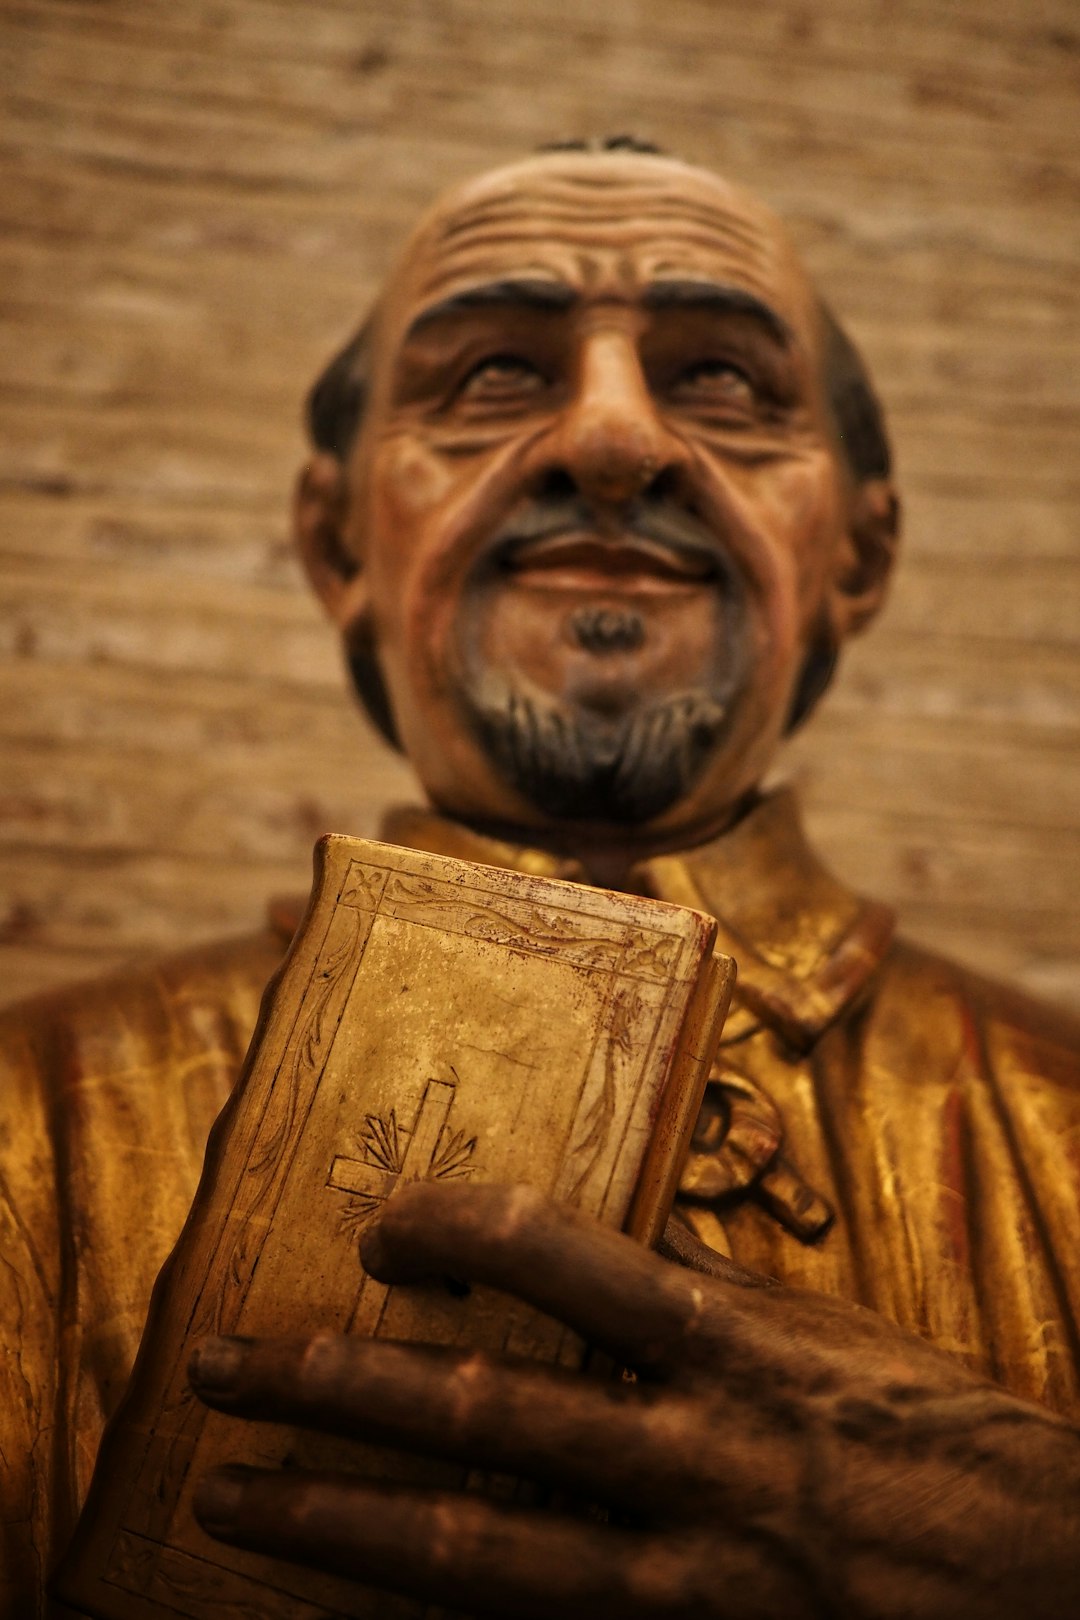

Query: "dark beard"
<box><xmin>462</xmin><ymin>679</ymin><xmax>730</xmax><ymax>824</ymax></box>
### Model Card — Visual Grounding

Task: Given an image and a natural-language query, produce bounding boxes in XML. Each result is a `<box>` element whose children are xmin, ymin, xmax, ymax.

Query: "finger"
<box><xmin>192</xmin><ymin>1466</ymin><xmax>805</xmax><ymax>1620</ymax></box>
<box><xmin>359</xmin><ymin>1181</ymin><xmax>727</xmax><ymax>1375</ymax></box>
<box><xmin>189</xmin><ymin>1332</ymin><xmax>694</xmax><ymax>1513</ymax></box>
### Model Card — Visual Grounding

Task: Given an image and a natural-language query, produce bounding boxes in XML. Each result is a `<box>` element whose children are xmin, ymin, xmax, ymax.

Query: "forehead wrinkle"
<box><xmin>433</xmin><ymin>164</ymin><xmax>778</xmax><ymax>231</ymax></box>
<box><xmin>399</xmin><ymin>172</ymin><xmax>815</xmax><ymax>340</ymax></box>
<box><xmin>437</xmin><ymin>201</ymin><xmax>772</xmax><ymax>261</ymax></box>
<box><xmin>416</xmin><ymin>221</ymin><xmax>777</xmax><ymax>274</ymax></box>
<box><xmin>459</xmin><ymin>166</ymin><xmax>761</xmax><ymax>210</ymax></box>
<box><xmin>435</xmin><ymin>201</ymin><xmax>523</xmax><ymax>244</ymax></box>
<box><xmin>410</xmin><ymin>245</ymin><xmax>584</xmax><ymax>306</ymax></box>
<box><xmin>411</xmin><ymin>238</ymin><xmax>788</xmax><ymax>318</ymax></box>
<box><xmin>423</xmin><ymin>196</ymin><xmax>781</xmax><ymax>295</ymax></box>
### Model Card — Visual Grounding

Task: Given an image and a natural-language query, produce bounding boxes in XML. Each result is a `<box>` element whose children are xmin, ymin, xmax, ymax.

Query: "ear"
<box><xmin>293</xmin><ymin>454</ymin><xmax>371</xmax><ymax>636</ymax></box>
<box><xmin>828</xmin><ymin>477</ymin><xmax>901</xmax><ymax>639</ymax></box>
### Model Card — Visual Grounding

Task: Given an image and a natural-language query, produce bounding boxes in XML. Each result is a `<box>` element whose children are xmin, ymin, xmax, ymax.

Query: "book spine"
<box><xmin>625</xmin><ymin>939</ymin><xmax>735</xmax><ymax>1248</ymax></box>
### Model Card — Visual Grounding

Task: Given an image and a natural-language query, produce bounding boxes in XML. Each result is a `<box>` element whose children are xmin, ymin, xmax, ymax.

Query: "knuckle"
<box><xmin>429</xmin><ymin>1500</ymin><xmax>464</xmax><ymax>1572</ymax></box>
<box><xmin>492</xmin><ymin>1181</ymin><xmax>547</xmax><ymax>1243</ymax></box>
<box><xmin>281</xmin><ymin>1476</ymin><xmax>328</xmax><ymax>1539</ymax></box>
<box><xmin>446</xmin><ymin>1351</ymin><xmax>494</xmax><ymax>1433</ymax></box>
<box><xmin>296</xmin><ymin>1331</ymin><xmax>347</xmax><ymax>1395</ymax></box>
<box><xmin>623</xmin><ymin>1537</ymin><xmax>695</xmax><ymax>1607</ymax></box>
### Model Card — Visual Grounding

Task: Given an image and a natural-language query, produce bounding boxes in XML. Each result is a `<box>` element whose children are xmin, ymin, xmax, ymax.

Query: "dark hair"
<box><xmin>306</xmin><ymin>318</ymin><xmax>374</xmax><ymax>464</ymax></box>
<box><xmin>817</xmin><ymin>303</ymin><xmax>892</xmax><ymax>480</ymax></box>
<box><xmin>537</xmin><ymin>134</ymin><xmax>668</xmax><ymax>156</ymax></box>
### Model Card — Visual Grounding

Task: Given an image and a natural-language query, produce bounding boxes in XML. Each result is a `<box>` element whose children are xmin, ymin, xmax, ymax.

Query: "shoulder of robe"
<box><xmin>0</xmin><ymin>927</ymin><xmax>286</xmax><ymax>1099</ymax></box>
<box><xmin>0</xmin><ymin>932</ymin><xmax>286</xmax><ymax>1618</ymax></box>
<box><xmin>850</xmin><ymin>934</ymin><xmax>1080</xmax><ymax>1096</ymax></box>
<box><xmin>0</xmin><ymin>926</ymin><xmax>287</xmax><ymax>1322</ymax></box>
<box><xmin>0</xmin><ymin>988</ymin><xmax>60</xmax><ymax>1615</ymax></box>
<box><xmin>0</xmin><ymin>925</ymin><xmax>287</xmax><ymax>1279</ymax></box>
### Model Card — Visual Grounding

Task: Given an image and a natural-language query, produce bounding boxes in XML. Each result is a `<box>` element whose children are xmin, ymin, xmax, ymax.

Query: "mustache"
<box><xmin>491</xmin><ymin>494</ymin><xmax>725</xmax><ymax>574</ymax></box>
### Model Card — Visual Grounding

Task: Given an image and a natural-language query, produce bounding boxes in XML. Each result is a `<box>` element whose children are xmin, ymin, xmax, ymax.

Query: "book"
<box><xmin>57</xmin><ymin>834</ymin><xmax>734</xmax><ymax>1620</ymax></box>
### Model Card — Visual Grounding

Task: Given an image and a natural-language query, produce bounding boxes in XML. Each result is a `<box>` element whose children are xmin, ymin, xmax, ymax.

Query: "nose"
<box><xmin>547</xmin><ymin>328</ymin><xmax>686</xmax><ymax>508</ymax></box>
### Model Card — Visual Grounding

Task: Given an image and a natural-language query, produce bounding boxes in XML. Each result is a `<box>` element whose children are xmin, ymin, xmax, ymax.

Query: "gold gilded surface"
<box><xmin>2</xmin><ymin>793</ymin><xmax>1080</xmax><ymax>1618</ymax></box>
<box><xmin>393</xmin><ymin>792</ymin><xmax>1080</xmax><ymax>1410</ymax></box>
<box><xmin>56</xmin><ymin>836</ymin><xmax>731</xmax><ymax>1620</ymax></box>
<box><xmin>0</xmin><ymin>930</ymin><xmax>282</xmax><ymax>1618</ymax></box>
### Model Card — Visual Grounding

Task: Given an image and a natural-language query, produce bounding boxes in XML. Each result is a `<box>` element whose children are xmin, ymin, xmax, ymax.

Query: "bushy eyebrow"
<box><xmin>402</xmin><ymin>275</ymin><xmax>792</xmax><ymax>350</ymax></box>
<box><xmin>405</xmin><ymin>279</ymin><xmax>578</xmax><ymax>342</ymax></box>
<box><xmin>643</xmin><ymin>280</ymin><xmax>792</xmax><ymax>347</ymax></box>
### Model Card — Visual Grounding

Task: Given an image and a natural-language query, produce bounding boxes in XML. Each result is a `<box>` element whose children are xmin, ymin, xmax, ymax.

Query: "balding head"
<box><xmin>295</xmin><ymin>146</ymin><xmax>899</xmax><ymax>864</ymax></box>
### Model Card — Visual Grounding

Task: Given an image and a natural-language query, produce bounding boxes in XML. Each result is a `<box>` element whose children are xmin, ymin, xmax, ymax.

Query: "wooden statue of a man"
<box><xmin>2</xmin><ymin>141</ymin><xmax>1079</xmax><ymax>1618</ymax></box>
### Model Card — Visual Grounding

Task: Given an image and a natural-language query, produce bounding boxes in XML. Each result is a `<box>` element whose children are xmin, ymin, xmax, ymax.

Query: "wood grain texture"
<box><xmin>1</xmin><ymin>0</ymin><xmax>1077</xmax><ymax>1011</ymax></box>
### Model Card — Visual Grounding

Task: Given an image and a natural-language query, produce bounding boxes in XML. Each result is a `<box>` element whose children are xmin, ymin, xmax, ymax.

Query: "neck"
<box><xmin>456</xmin><ymin>790</ymin><xmax>762</xmax><ymax>891</ymax></box>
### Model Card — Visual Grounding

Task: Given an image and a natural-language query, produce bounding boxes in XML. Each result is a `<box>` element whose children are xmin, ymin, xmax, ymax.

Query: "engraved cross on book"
<box><xmin>329</xmin><ymin>1079</ymin><xmax>478</xmax><ymax>1335</ymax></box>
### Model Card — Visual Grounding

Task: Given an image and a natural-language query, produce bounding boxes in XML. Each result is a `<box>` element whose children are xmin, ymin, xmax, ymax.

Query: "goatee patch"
<box><xmin>464</xmin><ymin>679</ymin><xmax>730</xmax><ymax>823</ymax></box>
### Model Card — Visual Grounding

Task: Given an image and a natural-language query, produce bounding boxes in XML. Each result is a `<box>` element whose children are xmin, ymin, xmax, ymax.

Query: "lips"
<box><xmin>501</xmin><ymin>532</ymin><xmax>717</xmax><ymax>593</ymax></box>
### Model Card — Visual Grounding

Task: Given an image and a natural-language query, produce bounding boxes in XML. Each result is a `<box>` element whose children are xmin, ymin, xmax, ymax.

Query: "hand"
<box><xmin>189</xmin><ymin>1181</ymin><xmax>1080</xmax><ymax>1619</ymax></box>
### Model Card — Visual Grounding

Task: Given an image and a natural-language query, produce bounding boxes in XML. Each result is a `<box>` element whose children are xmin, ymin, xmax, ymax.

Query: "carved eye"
<box><xmin>457</xmin><ymin>354</ymin><xmax>547</xmax><ymax>405</ymax></box>
<box><xmin>671</xmin><ymin>359</ymin><xmax>756</xmax><ymax>408</ymax></box>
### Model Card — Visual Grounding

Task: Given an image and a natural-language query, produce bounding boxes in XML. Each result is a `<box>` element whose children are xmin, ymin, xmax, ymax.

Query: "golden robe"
<box><xmin>3</xmin><ymin>791</ymin><xmax>1079</xmax><ymax>1617</ymax></box>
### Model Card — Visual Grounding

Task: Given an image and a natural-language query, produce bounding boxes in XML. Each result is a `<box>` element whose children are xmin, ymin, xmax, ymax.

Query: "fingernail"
<box><xmin>357</xmin><ymin>1221</ymin><xmax>387</xmax><ymax>1277</ymax></box>
<box><xmin>193</xmin><ymin>1466</ymin><xmax>247</xmax><ymax>1532</ymax></box>
<box><xmin>188</xmin><ymin>1336</ymin><xmax>249</xmax><ymax>1392</ymax></box>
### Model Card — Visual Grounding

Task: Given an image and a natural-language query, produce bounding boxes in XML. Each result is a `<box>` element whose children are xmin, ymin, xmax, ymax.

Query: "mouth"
<box><xmin>499</xmin><ymin>531</ymin><xmax>718</xmax><ymax>595</ymax></box>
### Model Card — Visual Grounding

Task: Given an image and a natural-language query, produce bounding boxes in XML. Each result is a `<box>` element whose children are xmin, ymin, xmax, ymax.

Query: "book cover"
<box><xmin>58</xmin><ymin>835</ymin><xmax>733</xmax><ymax>1620</ymax></box>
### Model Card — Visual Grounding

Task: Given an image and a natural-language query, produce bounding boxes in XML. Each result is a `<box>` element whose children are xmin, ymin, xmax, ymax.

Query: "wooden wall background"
<box><xmin>1</xmin><ymin>0</ymin><xmax>1078</xmax><ymax>1014</ymax></box>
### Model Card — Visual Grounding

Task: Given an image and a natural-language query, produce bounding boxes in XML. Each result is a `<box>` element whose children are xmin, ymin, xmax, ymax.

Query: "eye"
<box><xmin>456</xmin><ymin>354</ymin><xmax>547</xmax><ymax>405</ymax></box>
<box><xmin>670</xmin><ymin>359</ymin><xmax>756</xmax><ymax>407</ymax></box>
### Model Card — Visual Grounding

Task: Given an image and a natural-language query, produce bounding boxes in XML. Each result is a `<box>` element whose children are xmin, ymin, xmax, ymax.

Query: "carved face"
<box><xmin>304</xmin><ymin>151</ymin><xmax>894</xmax><ymax>853</ymax></box>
